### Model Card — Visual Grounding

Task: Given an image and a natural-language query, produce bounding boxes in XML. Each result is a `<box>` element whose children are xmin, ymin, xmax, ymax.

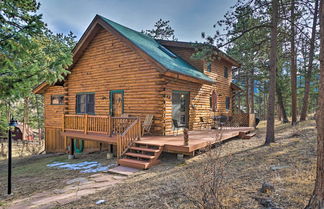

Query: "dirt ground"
<box><xmin>0</xmin><ymin>120</ymin><xmax>317</xmax><ymax>208</ymax></box>
<box><xmin>62</xmin><ymin>120</ymin><xmax>317</xmax><ymax>209</ymax></box>
<box><xmin>0</xmin><ymin>152</ymin><xmax>116</xmax><ymax>207</ymax></box>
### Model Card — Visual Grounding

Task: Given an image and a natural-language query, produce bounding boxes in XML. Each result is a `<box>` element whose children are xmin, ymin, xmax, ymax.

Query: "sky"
<box><xmin>38</xmin><ymin>0</ymin><xmax>236</xmax><ymax>43</ymax></box>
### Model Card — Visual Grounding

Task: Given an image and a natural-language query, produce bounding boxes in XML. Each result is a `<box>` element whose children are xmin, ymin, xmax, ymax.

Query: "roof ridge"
<box><xmin>97</xmin><ymin>15</ymin><xmax>155</xmax><ymax>41</ymax></box>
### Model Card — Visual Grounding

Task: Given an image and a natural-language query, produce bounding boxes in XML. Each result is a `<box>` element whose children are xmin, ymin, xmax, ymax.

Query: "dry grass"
<box><xmin>0</xmin><ymin>120</ymin><xmax>317</xmax><ymax>208</ymax></box>
<box><xmin>61</xmin><ymin>120</ymin><xmax>317</xmax><ymax>209</ymax></box>
<box><xmin>0</xmin><ymin>152</ymin><xmax>116</xmax><ymax>206</ymax></box>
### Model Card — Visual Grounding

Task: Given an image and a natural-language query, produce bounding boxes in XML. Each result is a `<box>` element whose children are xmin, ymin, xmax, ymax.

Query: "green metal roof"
<box><xmin>98</xmin><ymin>15</ymin><xmax>215</xmax><ymax>83</ymax></box>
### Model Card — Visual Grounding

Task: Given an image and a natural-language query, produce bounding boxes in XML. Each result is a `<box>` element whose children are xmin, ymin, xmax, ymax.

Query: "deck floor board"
<box><xmin>139</xmin><ymin>127</ymin><xmax>254</xmax><ymax>153</ymax></box>
<box><xmin>61</xmin><ymin>127</ymin><xmax>254</xmax><ymax>154</ymax></box>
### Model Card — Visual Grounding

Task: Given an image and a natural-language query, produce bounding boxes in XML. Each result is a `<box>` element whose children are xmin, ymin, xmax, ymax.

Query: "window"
<box><xmin>158</xmin><ymin>45</ymin><xmax>177</xmax><ymax>58</ymax></box>
<box><xmin>224</xmin><ymin>66</ymin><xmax>229</xmax><ymax>78</ymax></box>
<box><xmin>210</xmin><ymin>90</ymin><xmax>217</xmax><ymax>112</ymax></box>
<box><xmin>226</xmin><ymin>97</ymin><xmax>230</xmax><ymax>110</ymax></box>
<box><xmin>207</xmin><ymin>63</ymin><xmax>212</xmax><ymax>72</ymax></box>
<box><xmin>76</xmin><ymin>93</ymin><xmax>95</xmax><ymax>114</ymax></box>
<box><xmin>51</xmin><ymin>95</ymin><xmax>64</xmax><ymax>105</ymax></box>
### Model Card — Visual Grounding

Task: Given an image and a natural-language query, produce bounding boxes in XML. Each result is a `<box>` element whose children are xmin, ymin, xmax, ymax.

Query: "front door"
<box><xmin>110</xmin><ymin>90</ymin><xmax>124</xmax><ymax>116</ymax></box>
<box><xmin>172</xmin><ymin>91</ymin><xmax>189</xmax><ymax>127</ymax></box>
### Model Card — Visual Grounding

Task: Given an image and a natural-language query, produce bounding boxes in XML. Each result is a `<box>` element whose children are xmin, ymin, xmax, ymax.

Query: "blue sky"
<box><xmin>38</xmin><ymin>0</ymin><xmax>236</xmax><ymax>42</ymax></box>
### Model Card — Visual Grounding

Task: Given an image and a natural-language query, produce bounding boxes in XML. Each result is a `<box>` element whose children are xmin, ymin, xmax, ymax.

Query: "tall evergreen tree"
<box><xmin>142</xmin><ymin>19</ymin><xmax>177</xmax><ymax>40</ymax></box>
<box><xmin>305</xmin><ymin>0</ymin><xmax>324</xmax><ymax>207</ymax></box>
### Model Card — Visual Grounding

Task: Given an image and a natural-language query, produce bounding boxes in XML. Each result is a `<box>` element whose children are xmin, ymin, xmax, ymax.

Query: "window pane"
<box><xmin>207</xmin><ymin>63</ymin><xmax>211</xmax><ymax>72</ymax></box>
<box><xmin>76</xmin><ymin>93</ymin><xmax>95</xmax><ymax>114</ymax></box>
<box><xmin>211</xmin><ymin>91</ymin><xmax>217</xmax><ymax>112</ymax></box>
<box><xmin>224</xmin><ymin>66</ymin><xmax>228</xmax><ymax>78</ymax></box>
<box><xmin>226</xmin><ymin>97</ymin><xmax>230</xmax><ymax>110</ymax></box>
<box><xmin>51</xmin><ymin>95</ymin><xmax>64</xmax><ymax>105</ymax></box>
<box><xmin>86</xmin><ymin>94</ymin><xmax>95</xmax><ymax>114</ymax></box>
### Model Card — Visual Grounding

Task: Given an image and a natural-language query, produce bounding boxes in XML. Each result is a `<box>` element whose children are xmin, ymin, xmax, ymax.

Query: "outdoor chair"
<box><xmin>142</xmin><ymin>114</ymin><xmax>154</xmax><ymax>136</ymax></box>
<box><xmin>121</xmin><ymin>113</ymin><xmax>129</xmax><ymax>117</ymax></box>
<box><xmin>172</xmin><ymin>119</ymin><xmax>180</xmax><ymax>136</ymax></box>
<box><xmin>199</xmin><ymin>117</ymin><xmax>209</xmax><ymax>130</ymax></box>
<box><xmin>218</xmin><ymin>115</ymin><xmax>228</xmax><ymax>128</ymax></box>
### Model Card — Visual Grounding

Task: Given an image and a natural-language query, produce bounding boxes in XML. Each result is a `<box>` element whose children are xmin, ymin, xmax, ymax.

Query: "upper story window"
<box><xmin>224</xmin><ymin>66</ymin><xmax>229</xmax><ymax>78</ymax></box>
<box><xmin>210</xmin><ymin>90</ymin><xmax>217</xmax><ymax>112</ymax></box>
<box><xmin>76</xmin><ymin>93</ymin><xmax>95</xmax><ymax>114</ymax></box>
<box><xmin>226</xmin><ymin>96</ymin><xmax>230</xmax><ymax>110</ymax></box>
<box><xmin>158</xmin><ymin>45</ymin><xmax>177</xmax><ymax>58</ymax></box>
<box><xmin>207</xmin><ymin>63</ymin><xmax>212</xmax><ymax>72</ymax></box>
<box><xmin>51</xmin><ymin>95</ymin><xmax>64</xmax><ymax>105</ymax></box>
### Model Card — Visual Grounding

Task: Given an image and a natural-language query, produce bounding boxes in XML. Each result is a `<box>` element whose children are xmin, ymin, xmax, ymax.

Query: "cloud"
<box><xmin>38</xmin><ymin>0</ymin><xmax>236</xmax><ymax>42</ymax></box>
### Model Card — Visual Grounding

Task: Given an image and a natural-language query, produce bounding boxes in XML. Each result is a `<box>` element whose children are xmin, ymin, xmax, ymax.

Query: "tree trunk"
<box><xmin>23</xmin><ymin>97</ymin><xmax>29</xmax><ymax>141</ymax></box>
<box><xmin>35</xmin><ymin>95</ymin><xmax>42</xmax><ymax>140</ymax></box>
<box><xmin>277</xmin><ymin>104</ymin><xmax>282</xmax><ymax>121</ymax></box>
<box><xmin>246</xmin><ymin>74</ymin><xmax>250</xmax><ymax>114</ymax></box>
<box><xmin>290</xmin><ymin>0</ymin><xmax>298</xmax><ymax>125</ymax></box>
<box><xmin>250</xmin><ymin>68</ymin><xmax>255</xmax><ymax>114</ymax></box>
<box><xmin>300</xmin><ymin>0</ymin><xmax>320</xmax><ymax>121</ymax></box>
<box><xmin>276</xmin><ymin>84</ymin><xmax>289</xmax><ymax>123</ymax></box>
<box><xmin>264</xmin><ymin>82</ymin><xmax>267</xmax><ymax>120</ymax></box>
<box><xmin>265</xmin><ymin>0</ymin><xmax>279</xmax><ymax>145</ymax></box>
<box><xmin>305</xmin><ymin>0</ymin><xmax>324</xmax><ymax>207</ymax></box>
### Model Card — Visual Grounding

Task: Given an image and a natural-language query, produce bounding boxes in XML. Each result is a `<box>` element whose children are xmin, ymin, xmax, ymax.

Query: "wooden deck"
<box><xmin>61</xmin><ymin>131</ymin><xmax>117</xmax><ymax>144</ymax></box>
<box><xmin>61</xmin><ymin>121</ymin><xmax>254</xmax><ymax>156</ymax></box>
<box><xmin>138</xmin><ymin>127</ymin><xmax>254</xmax><ymax>155</ymax></box>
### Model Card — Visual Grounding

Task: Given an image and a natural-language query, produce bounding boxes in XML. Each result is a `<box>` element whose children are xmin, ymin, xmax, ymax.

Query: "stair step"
<box><xmin>134</xmin><ymin>141</ymin><xmax>162</xmax><ymax>147</ymax></box>
<box><xmin>125</xmin><ymin>152</ymin><xmax>155</xmax><ymax>159</ymax></box>
<box><xmin>129</xmin><ymin>146</ymin><xmax>160</xmax><ymax>153</ymax></box>
<box><xmin>243</xmin><ymin>132</ymin><xmax>256</xmax><ymax>139</ymax></box>
<box><xmin>118</xmin><ymin>158</ymin><xmax>151</xmax><ymax>169</ymax></box>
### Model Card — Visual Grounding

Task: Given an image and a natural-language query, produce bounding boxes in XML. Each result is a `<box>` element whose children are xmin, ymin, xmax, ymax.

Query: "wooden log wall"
<box><xmin>44</xmin><ymin>85</ymin><xmax>109</xmax><ymax>153</ymax></box>
<box><xmin>161</xmin><ymin>45</ymin><xmax>234</xmax><ymax>135</ymax></box>
<box><xmin>65</xmin><ymin>27</ymin><xmax>164</xmax><ymax>134</ymax></box>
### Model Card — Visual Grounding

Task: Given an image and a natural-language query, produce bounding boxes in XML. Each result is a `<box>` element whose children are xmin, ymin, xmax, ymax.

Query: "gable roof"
<box><xmin>97</xmin><ymin>15</ymin><xmax>214</xmax><ymax>84</ymax></box>
<box><xmin>157</xmin><ymin>40</ymin><xmax>241</xmax><ymax>67</ymax></box>
<box><xmin>35</xmin><ymin>15</ymin><xmax>227</xmax><ymax>94</ymax></box>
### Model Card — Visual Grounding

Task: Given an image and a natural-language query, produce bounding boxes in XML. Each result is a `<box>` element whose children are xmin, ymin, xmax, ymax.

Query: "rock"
<box><xmin>66</xmin><ymin>177</ymin><xmax>88</xmax><ymax>185</ymax></box>
<box><xmin>270</xmin><ymin>165</ymin><xmax>289</xmax><ymax>171</ymax></box>
<box><xmin>68</xmin><ymin>154</ymin><xmax>75</xmax><ymax>160</ymax></box>
<box><xmin>96</xmin><ymin>200</ymin><xmax>106</xmax><ymax>205</ymax></box>
<box><xmin>254</xmin><ymin>197</ymin><xmax>282</xmax><ymax>209</ymax></box>
<box><xmin>177</xmin><ymin>154</ymin><xmax>184</xmax><ymax>160</ymax></box>
<box><xmin>106</xmin><ymin>153</ymin><xmax>113</xmax><ymax>159</ymax></box>
<box><xmin>260</xmin><ymin>182</ymin><xmax>275</xmax><ymax>193</ymax></box>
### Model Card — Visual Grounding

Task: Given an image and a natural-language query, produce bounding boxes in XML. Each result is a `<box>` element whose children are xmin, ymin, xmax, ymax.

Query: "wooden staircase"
<box><xmin>117</xmin><ymin>141</ymin><xmax>163</xmax><ymax>169</ymax></box>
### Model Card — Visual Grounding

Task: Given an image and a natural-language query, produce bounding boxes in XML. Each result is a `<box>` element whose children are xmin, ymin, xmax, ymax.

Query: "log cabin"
<box><xmin>33</xmin><ymin>15</ymin><xmax>251</xmax><ymax>165</ymax></box>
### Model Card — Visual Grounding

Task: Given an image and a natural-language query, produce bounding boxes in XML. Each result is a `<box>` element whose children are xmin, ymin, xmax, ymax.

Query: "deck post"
<box><xmin>68</xmin><ymin>137</ymin><xmax>75</xmax><ymax>159</ymax></box>
<box><xmin>137</xmin><ymin>117</ymin><xmax>141</xmax><ymax>140</ymax></box>
<box><xmin>183</xmin><ymin>128</ymin><xmax>189</xmax><ymax>146</ymax></box>
<box><xmin>84</xmin><ymin>114</ymin><xmax>88</xmax><ymax>134</ymax></box>
<box><xmin>107</xmin><ymin>144</ymin><xmax>113</xmax><ymax>159</ymax></box>
<box><xmin>108</xmin><ymin>115</ymin><xmax>112</xmax><ymax>136</ymax></box>
<box><xmin>62</xmin><ymin>114</ymin><xmax>65</xmax><ymax>132</ymax></box>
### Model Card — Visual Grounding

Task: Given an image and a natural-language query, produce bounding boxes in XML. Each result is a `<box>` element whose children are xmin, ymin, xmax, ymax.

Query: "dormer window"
<box><xmin>224</xmin><ymin>66</ymin><xmax>229</xmax><ymax>78</ymax></box>
<box><xmin>158</xmin><ymin>45</ymin><xmax>177</xmax><ymax>58</ymax></box>
<box><xmin>207</xmin><ymin>63</ymin><xmax>212</xmax><ymax>72</ymax></box>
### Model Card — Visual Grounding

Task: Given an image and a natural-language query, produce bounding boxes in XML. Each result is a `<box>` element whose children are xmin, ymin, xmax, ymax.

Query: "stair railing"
<box><xmin>116</xmin><ymin>117</ymin><xmax>141</xmax><ymax>158</ymax></box>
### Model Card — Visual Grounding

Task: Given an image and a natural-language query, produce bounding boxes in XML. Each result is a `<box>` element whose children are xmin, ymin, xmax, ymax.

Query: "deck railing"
<box><xmin>112</xmin><ymin>117</ymin><xmax>138</xmax><ymax>134</ymax></box>
<box><xmin>116</xmin><ymin>118</ymin><xmax>141</xmax><ymax>158</ymax></box>
<box><xmin>62</xmin><ymin>114</ymin><xmax>138</xmax><ymax>136</ymax></box>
